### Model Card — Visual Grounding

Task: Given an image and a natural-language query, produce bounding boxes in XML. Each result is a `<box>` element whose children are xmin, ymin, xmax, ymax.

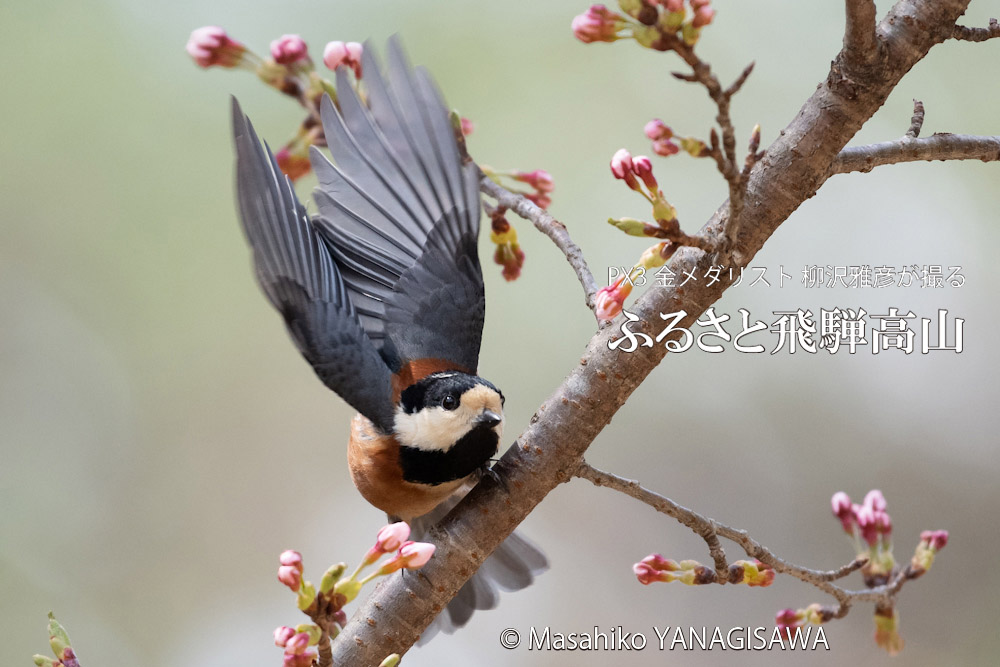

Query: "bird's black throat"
<box><xmin>398</xmin><ymin>426</ymin><xmax>499</xmax><ymax>486</ymax></box>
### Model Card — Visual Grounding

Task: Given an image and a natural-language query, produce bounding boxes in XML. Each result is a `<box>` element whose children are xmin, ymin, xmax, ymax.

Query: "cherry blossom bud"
<box><xmin>632</xmin><ymin>155</ymin><xmax>657</xmax><ymax>190</ymax></box>
<box><xmin>681</xmin><ymin>22</ymin><xmax>700</xmax><ymax>46</ymax></box>
<box><xmin>319</xmin><ymin>562</ymin><xmax>347</xmax><ymax>594</ymax></box>
<box><xmin>279</xmin><ymin>550</ymin><xmax>304</xmax><ymax>571</ymax></box>
<box><xmin>32</xmin><ymin>656</ymin><xmax>57</xmax><ymax>667</ymax></box>
<box><xmin>399</xmin><ymin>541</ymin><xmax>436</xmax><ymax>568</ymax></box>
<box><xmin>187</xmin><ymin>26</ymin><xmax>248</xmax><ymax>69</ymax></box>
<box><xmin>276</xmin><ymin>147</ymin><xmax>312</xmax><ymax>181</ymax></box>
<box><xmin>47</xmin><ymin>613</ymin><xmax>72</xmax><ymax>660</ymax></box>
<box><xmin>460</xmin><ymin>117</ymin><xmax>475</xmax><ymax>136</ymax></box>
<box><xmin>642</xmin><ymin>553</ymin><xmax>680</xmax><ymax>571</ymax></box>
<box><xmin>873</xmin><ymin>510</ymin><xmax>892</xmax><ymax>538</ymax></box>
<box><xmin>644</xmin><ymin>119</ymin><xmax>673</xmax><ymax>141</ymax></box>
<box><xmin>274</xmin><ymin>626</ymin><xmax>297</xmax><ymax>648</ymax></box>
<box><xmin>323</xmin><ymin>41</ymin><xmax>363</xmax><ymax>77</ymax></box>
<box><xmin>285</xmin><ymin>632</ymin><xmax>311</xmax><ymax>654</ymax></box>
<box><xmin>572</xmin><ymin>5</ymin><xmax>626</xmax><ymax>44</ymax></box>
<box><xmin>610</xmin><ymin>148</ymin><xmax>640</xmax><ymax>191</ymax></box>
<box><xmin>690</xmin><ymin>0</ymin><xmax>711</xmax><ymax>8</ymax></box>
<box><xmin>494</xmin><ymin>242</ymin><xmax>526</xmax><ymax>281</ymax></box>
<box><xmin>296</xmin><ymin>581</ymin><xmax>317</xmax><ymax>611</ymax></box>
<box><xmin>333</xmin><ymin>609</ymin><xmax>348</xmax><ymax>627</ymax></box>
<box><xmin>653</xmin><ymin>138</ymin><xmax>680</xmax><ymax>156</ymax></box>
<box><xmin>922</xmin><ymin>529</ymin><xmax>949</xmax><ymax>551</ymax></box>
<box><xmin>633</xmin><ymin>561</ymin><xmax>665</xmax><ymax>585</ymax></box>
<box><xmin>270</xmin><ymin>34</ymin><xmax>309</xmax><ymax>65</ymax></box>
<box><xmin>874</xmin><ymin>607</ymin><xmax>903</xmax><ymax>656</ymax></box>
<box><xmin>864</xmin><ymin>489</ymin><xmax>887</xmax><ymax>512</ymax></box>
<box><xmin>692</xmin><ymin>6</ymin><xmax>715</xmax><ymax>28</ymax></box>
<box><xmin>278</xmin><ymin>565</ymin><xmax>302</xmax><ymax>591</ymax></box>
<box><xmin>525</xmin><ymin>192</ymin><xmax>552</xmax><ymax>209</ymax></box>
<box><xmin>379</xmin><ymin>655</ymin><xmax>402</xmax><ymax>667</ymax></box>
<box><xmin>661</xmin><ymin>0</ymin><xmax>684</xmax><ymax>11</ymax></box>
<box><xmin>855</xmin><ymin>503</ymin><xmax>878</xmax><ymax>547</ymax></box>
<box><xmin>377</xmin><ymin>522</ymin><xmax>411</xmax><ymax>553</ymax></box>
<box><xmin>831</xmin><ymin>491</ymin><xmax>853</xmax><ymax>533</ymax></box>
<box><xmin>732</xmin><ymin>559</ymin><xmax>775</xmax><ymax>587</ymax></box>
<box><xmin>514</xmin><ymin>169</ymin><xmax>555</xmax><ymax>193</ymax></box>
<box><xmin>594</xmin><ymin>276</ymin><xmax>633</xmax><ymax>320</ymax></box>
<box><xmin>775</xmin><ymin>608</ymin><xmax>805</xmax><ymax>640</ymax></box>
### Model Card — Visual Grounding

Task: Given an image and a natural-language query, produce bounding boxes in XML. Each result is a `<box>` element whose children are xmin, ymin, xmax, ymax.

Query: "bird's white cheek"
<box><xmin>394</xmin><ymin>408</ymin><xmax>467</xmax><ymax>452</ymax></box>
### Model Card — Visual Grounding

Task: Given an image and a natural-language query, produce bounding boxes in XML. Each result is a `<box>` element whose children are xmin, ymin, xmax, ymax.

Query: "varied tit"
<box><xmin>231</xmin><ymin>37</ymin><xmax>546</xmax><ymax>635</ymax></box>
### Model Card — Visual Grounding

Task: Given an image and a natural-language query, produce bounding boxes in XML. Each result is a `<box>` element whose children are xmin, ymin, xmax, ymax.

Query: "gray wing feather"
<box><xmin>310</xmin><ymin>37</ymin><xmax>484</xmax><ymax>373</ymax></box>
<box><xmin>406</xmin><ymin>489</ymin><xmax>548</xmax><ymax>642</ymax></box>
<box><xmin>232</xmin><ymin>98</ymin><xmax>396</xmax><ymax>432</ymax></box>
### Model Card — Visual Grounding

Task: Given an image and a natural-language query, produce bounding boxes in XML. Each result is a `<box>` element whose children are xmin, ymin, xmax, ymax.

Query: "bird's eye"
<box><xmin>442</xmin><ymin>394</ymin><xmax>458</xmax><ymax>410</ymax></box>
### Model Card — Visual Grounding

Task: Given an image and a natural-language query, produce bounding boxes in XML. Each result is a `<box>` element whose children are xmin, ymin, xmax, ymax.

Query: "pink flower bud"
<box><xmin>921</xmin><ymin>529</ymin><xmax>948</xmax><ymax>550</ymax></box>
<box><xmin>633</xmin><ymin>561</ymin><xmax>666</xmax><ymax>585</ymax></box>
<box><xmin>323</xmin><ymin>41</ymin><xmax>363</xmax><ymax>77</ymax></box>
<box><xmin>333</xmin><ymin>610</ymin><xmax>348</xmax><ymax>627</ymax></box>
<box><xmin>270</xmin><ymin>34</ymin><xmax>309</xmax><ymax>65</ymax></box>
<box><xmin>831</xmin><ymin>491</ymin><xmax>853</xmax><ymax>533</ymax></box>
<box><xmin>274</xmin><ymin>626</ymin><xmax>296</xmax><ymax>647</ymax></box>
<box><xmin>610</xmin><ymin>148</ymin><xmax>634</xmax><ymax>179</ymax></box>
<box><xmin>855</xmin><ymin>504</ymin><xmax>878</xmax><ymax>546</ymax></box>
<box><xmin>594</xmin><ymin>276</ymin><xmax>633</xmax><ymax>320</ymax></box>
<box><xmin>864</xmin><ymin>489</ymin><xmax>887</xmax><ymax>512</ymax></box>
<box><xmin>641</xmin><ymin>553</ymin><xmax>679</xmax><ymax>571</ymax></box>
<box><xmin>277</xmin><ymin>565</ymin><xmax>302</xmax><ymax>591</ymax></box>
<box><xmin>399</xmin><ymin>541</ymin><xmax>436</xmax><ymax>569</ymax></box>
<box><xmin>873</xmin><ymin>510</ymin><xmax>892</xmax><ymax>537</ymax></box>
<box><xmin>279</xmin><ymin>550</ymin><xmax>304</xmax><ymax>571</ymax></box>
<box><xmin>524</xmin><ymin>192</ymin><xmax>552</xmax><ymax>210</ymax></box>
<box><xmin>644</xmin><ymin>119</ymin><xmax>673</xmax><ymax>141</ymax></box>
<box><xmin>692</xmin><ymin>6</ymin><xmax>715</xmax><ymax>27</ymax></box>
<box><xmin>775</xmin><ymin>608</ymin><xmax>802</xmax><ymax>625</ymax></box>
<box><xmin>186</xmin><ymin>26</ymin><xmax>247</xmax><ymax>69</ymax></box>
<box><xmin>662</xmin><ymin>0</ymin><xmax>685</xmax><ymax>12</ymax></box>
<box><xmin>572</xmin><ymin>5</ymin><xmax>625</xmax><ymax>44</ymax></box>
<box><xmin>632</xmin><ymin>155</ymin><xmax>657</xmax><ymax>190</ymax></box>
<box><xmin>460</xmin><ymin>117</ymin><xmax>475</xmax><ymax>136</ymax></box>
<box><xmin>653</xmin><ymin>138</ymin><xmax>680</xmax><ymax>156</ymax></box>
<box><xmin>376</xmin><ymin>522</ymin><xmax>411</xmax><ymax>553</ymax></box>
<box><xmin>285</xmin><ymin>632</ymin><xmax>311</xmax><ymax>654</ymax></box>
<box><xmin>514</xmin><ymin>169</ymin><xmax>555</xmax><ymax>193</ymax></box>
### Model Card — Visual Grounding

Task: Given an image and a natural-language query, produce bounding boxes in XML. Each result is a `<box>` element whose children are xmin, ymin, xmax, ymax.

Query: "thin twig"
<box><xmin>843</xmin><ymin>0</ymin><xmax>879</xmax><ymax>64</ymax></box>
<box><xmin>906</xmin><ymin>99</ymin><xmax>925</xmax><ymax>139</ymax></box>
<box><xmin>316</xmin><ymin>630</ymin><xmax>332</xmax><ymax>667</ymax></box>
<box><xmin>480</xmin><ymin>176</ymin><xmax>598</xmax><ymax>310</ymax></box>
<box><xmin>575</xmin><ymin>461</ymin><xmax>914</xmax><ymax>617</ymax></box>
<box><xmin>832</xmin><ymin>133</ymin><xmax>1000</xmax><ymax>174</ymax></box>
<box><xmin>951</xmin><ymin>18</ymin><xmax>1000</xmax><ymax>42</ymax></box>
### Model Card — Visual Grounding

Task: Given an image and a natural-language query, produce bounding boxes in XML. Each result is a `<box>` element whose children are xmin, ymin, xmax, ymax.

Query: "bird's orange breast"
<box><xmin>348</xmin><ymin>413</ymin><xmax>466</xmax><ymax>521</ymax></box>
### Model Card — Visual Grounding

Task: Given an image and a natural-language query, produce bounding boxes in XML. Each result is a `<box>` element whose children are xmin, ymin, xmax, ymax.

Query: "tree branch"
<box><xmin>951</xmin><ymin>17</ymin><xmax>1000</xmax><ymax>41</ymax></box>
<box><xmin>844</xmin><ymin>0</ymin><xmax>880</xmax><ymax>64</ymax></box>
<box><xmin>574</xmin><ymin>461</ymin><xmax>919</xmax><ymax>619</ymax></box>
<box><xmin>832</xmin><ymin>133</ymin><xmax>1000</xmax><ymax>174</ymax></box>
<box><xmin>328</xmin><ymin>1</ymin><xmax>985</xmax><ymax>661</ymax></box>
<box><xmin>480</xmin><ymin>176</ymin><xmax>598</xmax><ymax>310</ymax></box>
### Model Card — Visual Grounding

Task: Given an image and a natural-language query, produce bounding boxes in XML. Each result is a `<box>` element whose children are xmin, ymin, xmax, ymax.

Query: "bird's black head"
<box><xmin>395</xmin><ymin>371</ymin><xmax>504</xmax><ymax>453</ymax></box>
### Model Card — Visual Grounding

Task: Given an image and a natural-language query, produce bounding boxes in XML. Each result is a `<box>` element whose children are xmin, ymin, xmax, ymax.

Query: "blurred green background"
<box><xmin>2</xmin><ymin>1</ymin><xmax>998</xmax><ymax>665</ymax></box>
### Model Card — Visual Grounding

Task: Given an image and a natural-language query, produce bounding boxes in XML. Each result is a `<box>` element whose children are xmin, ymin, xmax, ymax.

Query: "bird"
<box><xmin>230</xmin><ymin>37</ymin><xmax>546</xmax><ymax>636</ymax></box>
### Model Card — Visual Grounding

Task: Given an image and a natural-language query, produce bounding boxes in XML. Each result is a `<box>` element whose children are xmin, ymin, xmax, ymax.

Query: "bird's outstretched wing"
<box><xmin>232</xmin><ymin>99</ymin><xmax>397</xmax><ymax>432</ymax></box>
<box><xmin>310</xmin><ymin>37</ymin><xmax>485</xmax><ymax>378</ymax></box>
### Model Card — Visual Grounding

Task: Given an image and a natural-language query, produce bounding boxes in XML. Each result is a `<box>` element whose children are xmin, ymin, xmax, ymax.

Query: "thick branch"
<box><xmin>329</xmin><ymin>1</ymin><xmax>980</xmax><ymax>662</ymax></box>
<box><xmin>832</xmin><ymin>133</ymin><xmax>1000</xmax><ymax>174</ymax></box>
<box><xmin>480</xmin><ymin>177</ymin><xmax>598</xmax><ymax>310</ymax></box>
<box><xmin>844</xmin><ymin>0</ymin><xmax>880</xmax><ymax>63</ymax></box>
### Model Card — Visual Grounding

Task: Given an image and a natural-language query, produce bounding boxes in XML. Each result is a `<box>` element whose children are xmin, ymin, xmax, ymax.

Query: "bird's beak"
<box><xmin>476</xmin><ymin>410</ymin><xmax>502</xmax><ymax>429</ymax></box>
